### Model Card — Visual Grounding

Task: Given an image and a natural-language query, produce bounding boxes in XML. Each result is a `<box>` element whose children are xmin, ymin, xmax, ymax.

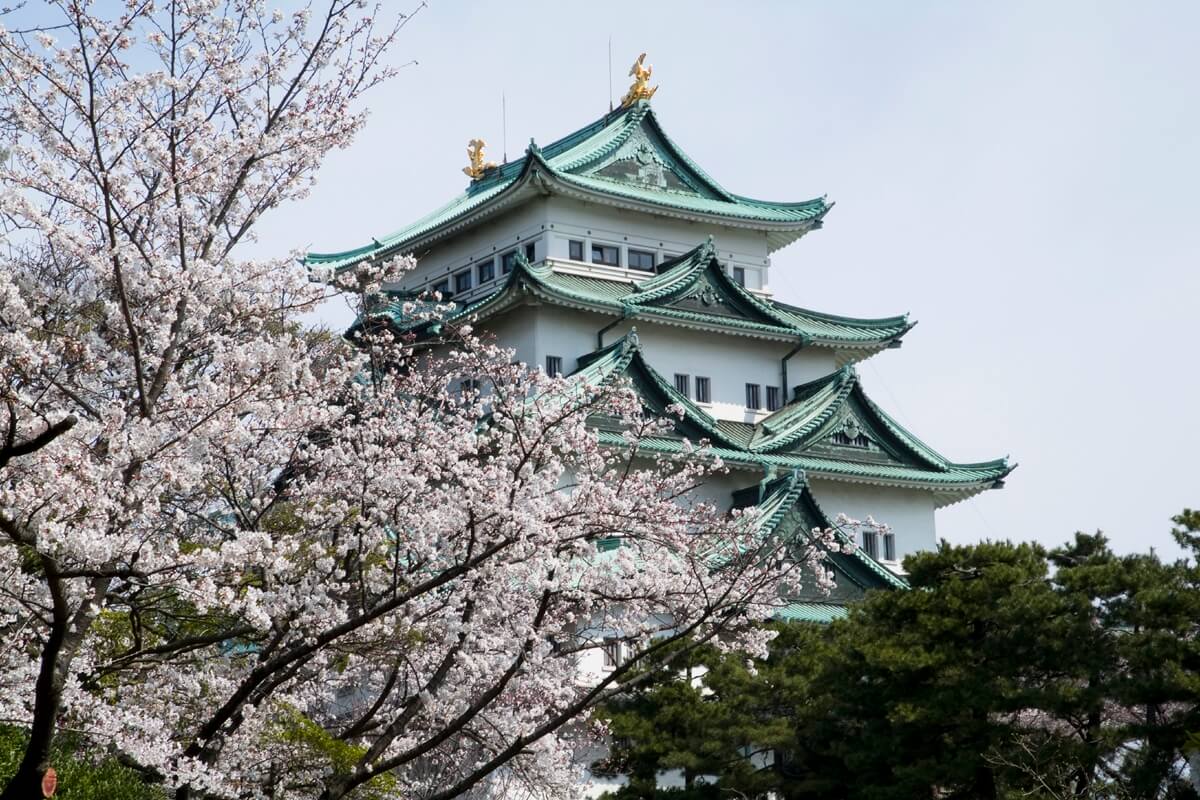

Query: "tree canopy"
<box><xmin>0</xmin><ymin>4</ymin><xmax>822</xmax><ymax>798</ymax></box>
<box><xmin>598</xmin><ymin>513</ymin><xmax>1200</xmax><ymax>799</ymax></box>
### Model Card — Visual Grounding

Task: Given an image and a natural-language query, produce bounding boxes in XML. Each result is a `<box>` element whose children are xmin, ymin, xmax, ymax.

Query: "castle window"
<box><xmin>432</xmin><ymin>278</ymin><xmax>451</xmax><ymax>297</ymax></box>
<box><xmin>545</xmin><ymin>355</ymin><xmax>563</xmax><ymax>377</ymax></box>
<box><xmin>501</xmin><ymin>249</ymin><xmax>518</xmax><ymax>274</ymax></box>
<box><xmin>861</xmin><ymin>529</ymin><xmax>879</xmax><ymax>559</ymax></box>
<box><xmin>732</xmin><ymin>267</ymin><xmax>746</xmax><ymax>286</ymax></box>
<box><xmin>454</xmin><ymin>270</ymin><xmax>473</xmax><ymax>294</ymax></box>
<box><xmin>765</xmin><ymin>386</ymin><xmax>781</xmax><ymax>411</ymax></box>
<box><xmin>524</xmin><ymin>241</ymin><xmax>536</xmax><ymax>261</ymax></box>
<box><xmin>673</xmin><ymin>373</ymin><xmax>690</xmax><ymax>398</ymax></box>
<box><xmin>477</xmin><ymin>258</ymin><xmax>495</xmax><ymax>284</ymax></box>
<box><xmin>695</xmin><ymin>376</ymin><xmax>711</xmax><ymax>404</ymax></box>
<box><xmin>602</xmin><ymin>637</ymin><xmax>624</xmax><ymax>669</ymax></box>
<box><xmin>628</xmin><ymin>248</ymin><xmax>655</xmax><ymax>272</ymax></box>
<box><xmin>745</xmin><ymin>383</ymin><xmax>761</xmax><ymax>410</ymax></box>
<box><xmin>568</xmin><ymin>239</ymin><xmax>584</xmax><ymax>261</ymax></box>
<box><xmin>591</xmin><ymin>243</ymin><xmax>620</xmax><ymax>266</ymax></box>
<box><xmin>883</xmin><ymin>532</ymin><xmax>896</xmax><ymax>561</ymax></box>
<box><xmin>459</xmin><ymin>378</ymin><xmax>481</xmax><ymax>394</ymax></box>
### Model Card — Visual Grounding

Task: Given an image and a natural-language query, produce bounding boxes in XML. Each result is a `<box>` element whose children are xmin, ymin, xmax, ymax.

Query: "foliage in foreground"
<box><xmin>597</xmin><ymin>512</ymin><xmax>1200</xmax><ymax>800</ymax></box>
<box><xmin>0</xmin><ymin>3</ymin><xmax>825</xmax><ymax>799</ymax></box>
<box><xmin>0</xmin><ymin>725</ymin><xmax>163</xmax><ymax>800</ymax></box>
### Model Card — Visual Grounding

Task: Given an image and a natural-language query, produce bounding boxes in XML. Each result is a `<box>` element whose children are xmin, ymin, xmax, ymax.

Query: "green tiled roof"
<box><xmin>353</xmin><ymin>241</ymin><xmax>912</xmax><ymax>354</ymax></box>
<box><xmin>775</xmin><ymin>602</ymin><xmax>849</xmax><ymax>623</ymax></box>
<box><xmin>577</xmin><ymin>332</ymin><xmax>1013</xmax><ymax>504</ymax></box>
<box><xmin>732</xmin><ymin>472</ymin><xmax>908</xmax><ymax>592</ymax></box>
<box><xmin>306</xmin><ymin>101</ymin><xmax>831</xmax><ymax>273</ymax></box>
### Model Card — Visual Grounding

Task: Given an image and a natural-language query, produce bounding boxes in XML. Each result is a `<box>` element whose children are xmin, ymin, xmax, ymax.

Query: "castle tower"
<box><xmin>307</xmin><ymin>76</ymin><xmax>1011</xmax><ymax>604</ymax></box>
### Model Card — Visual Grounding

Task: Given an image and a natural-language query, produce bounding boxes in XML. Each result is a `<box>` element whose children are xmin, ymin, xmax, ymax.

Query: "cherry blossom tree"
<box><xmin>0</xmin><ymin>3</ymin><xmax>840</xmax><ymax>798</ymax></box>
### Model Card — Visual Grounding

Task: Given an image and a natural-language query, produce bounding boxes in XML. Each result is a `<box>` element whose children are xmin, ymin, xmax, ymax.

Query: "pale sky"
<box><xmin>259</xmin><ymin>1</ymin><xmax>1200</xmax><ymax>557</ymax></box>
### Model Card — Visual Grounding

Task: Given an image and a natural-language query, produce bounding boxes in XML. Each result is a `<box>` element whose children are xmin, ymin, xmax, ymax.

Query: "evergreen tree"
<box><xmin>596</xmin><ymin>515</ymin><xmax>1200</xmax><ymax>800</ymax></box>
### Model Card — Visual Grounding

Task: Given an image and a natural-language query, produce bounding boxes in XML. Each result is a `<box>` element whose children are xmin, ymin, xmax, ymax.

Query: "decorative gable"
<box><xmin>664</xmin><ymin>273</ymin><xmax>769</xmax><ymax>321</ymax></box>
<box><xmin>578</xmin><ymin>122</ymin><xmax>709</xmax><ymax>196</ymax></box>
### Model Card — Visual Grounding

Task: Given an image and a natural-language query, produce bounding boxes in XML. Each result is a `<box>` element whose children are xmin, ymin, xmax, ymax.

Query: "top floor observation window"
<box><xmin>628</xmin><ymin>249</ymin><xmax>655</xmax><ymax>272</ymax></box>
<box><xmin>501</xmin><ymin>250</ymin><xmax>518</xmax><ymax>274</ymax></box>
<box><xmin>591</xmin><ymin>243</ymin><xmax>620</xmax><ymax>267</ymax></box>
<box><xmin>568</xmin><ymin>240</ymin><xmax>584</xmax><ymax>261</ymax></box>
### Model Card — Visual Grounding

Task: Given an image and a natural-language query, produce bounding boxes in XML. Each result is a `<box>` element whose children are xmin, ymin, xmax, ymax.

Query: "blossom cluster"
<box><xmin>0</xmin><ymin>4</ymin><xmax>816</xmax><ymax>799</ymax></box>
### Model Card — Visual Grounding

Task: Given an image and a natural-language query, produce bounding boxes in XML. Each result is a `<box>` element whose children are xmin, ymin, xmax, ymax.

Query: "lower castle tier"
<box><xmin>307</xmin><ymin>98</ymin><xmax>1012</xmax><ymax>600</ymax></box>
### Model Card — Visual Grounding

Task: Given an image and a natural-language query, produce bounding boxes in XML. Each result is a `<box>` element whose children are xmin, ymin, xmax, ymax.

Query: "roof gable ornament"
<box><xmin>462</xmin><ymin>138</ymin><xmax>497</xmax><ymax>180</ymax></box>
<box><xmin>619</xmin><ymin>53</ymin><xmax>659</xmax><ymax>107</ymax></box>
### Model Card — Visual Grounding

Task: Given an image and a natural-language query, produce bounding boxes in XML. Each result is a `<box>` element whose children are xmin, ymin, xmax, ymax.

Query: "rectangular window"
<box><xmin>524</xmin><ymin>241</ymin><xmax>536</xmax><ymax>261</ymax></box>
<box><xmin>568</xmin><ymin>239</ymin><xmax>584</xmax><ymax>261</ymax></box>
<box><xmin>477</xmin><ymin>258</ymin><xmax>495</xmax><ymax>284</ymax></box>
<box><xmin>883</xmin><ymin>532</ymin><xmax>896</xmax><ymax>561</ymax></box>
<box><xmin>501</xmin><ymin>249</ymin><xmax>518</xmax><ymax>274</ymax></box>
<box><xmin>732</xmin><ymin>267</ymin><xmax>746</xmax><ymax>287</ymax></box>
<box><xmin>628</xmin><ymin>248</ymin><xmax>655</xmax><ymax>272</ymax></box>
<box><xmin>459</xmin><ymin>378</ymin><xmax>481</xmax><ymax>394</ymax></box>
<box><xmin>694</xmin><ymin>376</ymin><xmax>711</xmax><ymax>404</ymax></box>
<box><xmin>454</xmin><ymin>269</ymin><xmax>473</xmax><ymax>294</ymax></box>
<box><xmin>862</xmin><ymin>530</ymin><xmax>879</xmax><ymax>559</ymax></box>
<box><xmin>545</xmin><ymin>355</ymin><xmax>563</xmax><ymax>377</ymax></box>
<box><xmin>591</xmin><ymin>243</ymin><xmax>620</xmax><ymax>266</ymax></box>
<box><xmin>602</xmin><ymin>637</ymin><xmax>623</xmax><ymax>669</ymax></box>
<box><xmin>673</xmin><ymin>373</ymin><xmax>690</xmax><ymax>398</ymax></box>
<box><xmin>766</xmin><ymin>386</ymin><xmax>781</xmax><ymax>412</ymax></box>
<box><xmin>432</xmin><ymin>278</ymin><xmax>451</xmax><ymax>297</ymax></box>
<box><xmin>745</xmin><ymin>383</ymin><xmax>761</xmax><ymax>410</ymax></box>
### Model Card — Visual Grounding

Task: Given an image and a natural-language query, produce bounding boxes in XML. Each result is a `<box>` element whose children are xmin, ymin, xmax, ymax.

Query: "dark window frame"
<box><xmin>476</xmin><ymin>258</ymin><xmax>495</xmax><ymax>284</ymax></box>
<box><xmin>454</xmin><ymin>269</ymin><xmax>473</xmax><ymax>294</ymax></box>
<box><xmin>568</xmin><ymin>239</ymin><xmax>584</xmax><ymax>261</ymax></box>
<box><xmin>432</xmin><ymin>278</ymin><xmax>451</xmax><ymax>297</ymax></box>
<box><xmin>602</xmin><ymin>637</ymin><xmax>623</xmax><ymax>669</ymax></box>
<box><xmin>694</xmin><ymin>376</ymin><xmax>711</xmax><ymax>404</ymax></box>
<box><xmin>501</xmin><ymin>249</ymin><xmax>518</xmax><ymax>274</ymax></box>
<box><xmin>745</xmin><ymin>383</ymin><xmax>761</xmax><ymax>410</ymax></box>
<box><xmin>545</xmin><ymin>355</ymin><xmax>563</xmax><ymax>378</ymax></box>
<box><xmin>591</xmin><ymin>243</ymin><xmax>620</xmax><ymax>267</ymax></box>
<box><xmin>766</xmin><ymin>385</ymin><xmax>781</xmax><ymax>412</ymax></box>
<box><xmin>673</xmin><ymin>373</ymin><xmax>690</xmax><ymax>398</ymax></box>
<box><xmin>524</xmin><ymin>241</ymin><xmax>536</xmax><ymax>261</ymax></box>
<box><xmin>732</xmin><ymin>266</ymin><xmax>746</xmax><ymax>287</ymax></box>
<box><xmin>862</xmin><ymin>529</ymin><xmax>880</xmax><ymax>559</ymax></box>
<box><xmin>628</xmin><ymin>248</ymin><xmax>656</xmax><ymax>272</ymax></box>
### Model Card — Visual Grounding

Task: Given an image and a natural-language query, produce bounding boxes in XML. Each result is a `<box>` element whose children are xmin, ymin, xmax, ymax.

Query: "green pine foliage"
<box><xmin>0</xmin><ymin>725</ymin><xmax>163</xmax><ymax>800</ymax></box>
<box><xmin>596</xmin><ymin>513</ymin><xmax>1200</xmax><ymax>800</ymax></box>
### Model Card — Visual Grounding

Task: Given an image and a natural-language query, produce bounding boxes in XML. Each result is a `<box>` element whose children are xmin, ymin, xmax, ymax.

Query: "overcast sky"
<box><xmin>251</xmin><ymin>0</ymin><xmax>1200</xmax><ymax>557</ymax></box>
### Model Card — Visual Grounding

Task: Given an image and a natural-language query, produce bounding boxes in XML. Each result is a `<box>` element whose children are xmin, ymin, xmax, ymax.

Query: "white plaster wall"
<box><xmin>807</xmin><ymin>478</ymin><xmax>937</xmax><ymax>561</ymax></box>
<box><xmin>596</xmin><ymin>318</ymin><xmax>808</xmax><ymax>423</ymax></box>
<box><xmin>478</xmin><ymin>304</ymin><xmax>842</xmax><ymax>423</ymax></box>
<box><xmin>379</xmin><ymin>193</ymin><xmax>783</xmax><ymax>298</ymax></box>
<box><xmin>542</xmin><ymin>197</ymin><xmax>774</xmax><ymax>291</ymax></box>
<box><xmin>389</xmin><ymin>199</ymin><xmax>551</xmax><ymax>298</ymax></box>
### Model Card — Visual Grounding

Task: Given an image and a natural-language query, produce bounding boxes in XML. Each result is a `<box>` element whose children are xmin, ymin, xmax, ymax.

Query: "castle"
<box><xmin>307</xmin><ymin>60</ymin><xmax>1011</xmax><ymax>617</ymax></box>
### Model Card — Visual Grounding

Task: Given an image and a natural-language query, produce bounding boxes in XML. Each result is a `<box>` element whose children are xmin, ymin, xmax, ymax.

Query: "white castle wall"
<box><xmin>484</xmin><ymin>306</ymin><xmax>843</xmax><ymax>423</ymax></box>
<box><xmin>388</xmin><ymin>195</ymin><xmax>779</xmax><ymax>298</ymax></box>
<box><xmin>807</xmin><ymin>478</ymin><xmax>937</xmax><ymax>562</ymax></box>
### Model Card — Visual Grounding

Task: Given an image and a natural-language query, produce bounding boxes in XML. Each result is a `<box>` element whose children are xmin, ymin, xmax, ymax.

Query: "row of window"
<box><xmin>861</xmin><ymin>530</ymin><xmax>897</xmax><ymax>562</ymax></box>
<box><xmin>430</xmin><ymin>242</ymin><xmax>537</xmax><ymax>298</ymax></box>
<box><xmin>567</xmin><ymin>239</ymin><xmax>657</xmax><ymax>272</ymax></box>
<box><xmin>672</xmin><ymin>373</ymin><xmax>711</xmax><ymax>404</ymax></box>
<box><xmin>565</xmin><ymin>238</ymin><xmax>749</xmax><ymax>286</ymax></box>
<box><xmin>745</xmin><ymin>383</ymin><xmax>782</xmax><ymax>412</ymax></box>
<box><xmin>672</xmin><ymin>375</ymin><xmax>784</xmax><ymax>411</ymax></box>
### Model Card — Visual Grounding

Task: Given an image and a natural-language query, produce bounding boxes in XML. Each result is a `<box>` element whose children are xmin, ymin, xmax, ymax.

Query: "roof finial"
<box><xmin>463</xmin><ymin>138</ymin><xmax>498</xmax><ymax>181</ymax></box>
<box><xmin>619</xmin><ymin>53</ymin><xmax>658</xmax><ymax>107</ymax></box>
